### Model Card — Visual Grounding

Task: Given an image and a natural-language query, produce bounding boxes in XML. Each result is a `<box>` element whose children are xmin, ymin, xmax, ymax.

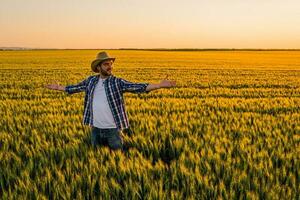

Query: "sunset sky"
<box><xmin>1</xmin><ymin>0</ymin><xmax>300</xmax><ymax>49</ymax></box>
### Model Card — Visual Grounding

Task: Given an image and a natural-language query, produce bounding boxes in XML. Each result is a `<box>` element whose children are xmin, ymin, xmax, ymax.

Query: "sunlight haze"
<box><xmin>1</xmin><ymin>0</ymin><xmax>300</xmax><ymax>49</ymax></box>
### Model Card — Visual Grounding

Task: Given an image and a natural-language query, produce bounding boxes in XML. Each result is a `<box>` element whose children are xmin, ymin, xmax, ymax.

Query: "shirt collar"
<box><xmin>96</xmin><ymin>74</ymin><xmax>113</xmax><ymax>82</ymax></box>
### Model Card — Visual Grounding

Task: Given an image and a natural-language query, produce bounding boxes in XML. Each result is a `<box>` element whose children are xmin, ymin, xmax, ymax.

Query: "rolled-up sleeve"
<box><xmin>65</xmin><ymin>78</ymin><xmax>88</xmax><ymax>95</ymax></box>
<box><xmin>119</xmin><ymin>78</ymin><xmax>149</xmax><ymax>94</ymax></box>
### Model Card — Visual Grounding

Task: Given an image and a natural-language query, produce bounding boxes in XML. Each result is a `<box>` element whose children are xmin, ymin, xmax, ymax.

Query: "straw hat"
<box><xmin>91</xmin><ymin>51</ymin><xmax>115</xmax><ymax>72</ymax></box>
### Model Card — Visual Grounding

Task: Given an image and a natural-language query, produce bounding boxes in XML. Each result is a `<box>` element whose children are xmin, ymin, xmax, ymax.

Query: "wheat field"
<box><xmin>0</xmin><ymin>50</ymin><xmax>299</xmax><ymax>199</ymax></box>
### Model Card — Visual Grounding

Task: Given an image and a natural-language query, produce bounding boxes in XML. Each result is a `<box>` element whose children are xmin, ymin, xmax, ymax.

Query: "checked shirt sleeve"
<box><xmin>65</xmin><ymin>78</ymin><xmax>88</xmax><ymax>94</ymax></box>
<box><xmin>119</xmin><ymin>78</ymin><xmax>149</xmax><ymax>94</ymax></box>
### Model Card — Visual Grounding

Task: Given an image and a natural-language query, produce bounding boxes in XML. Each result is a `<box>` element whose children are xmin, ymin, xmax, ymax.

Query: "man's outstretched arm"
<box><xmin>120</xmin><ymin>78</ymin><xmax>176</xmax><ymax>94</ymax></box>
<box><xmin>45</xmin><ymin>78</ymin><xmax>88</xmax><ymax>94</ymax></box>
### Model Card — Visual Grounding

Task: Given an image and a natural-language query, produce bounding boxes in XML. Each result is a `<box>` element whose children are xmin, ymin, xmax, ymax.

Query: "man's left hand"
<box><xmin>159</xmin><ymin>80</ymin><xmax>176</xmax><ymax>88</ymax></box>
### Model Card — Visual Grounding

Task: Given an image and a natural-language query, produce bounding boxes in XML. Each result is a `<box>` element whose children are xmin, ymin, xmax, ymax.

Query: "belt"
<box><xmin>93</xmin><ymin>127</ymin><xmax>118</xmax><ymax>132</ymax></box>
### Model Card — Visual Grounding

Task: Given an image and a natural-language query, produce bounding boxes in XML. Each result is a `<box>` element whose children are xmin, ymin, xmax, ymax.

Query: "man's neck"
<box><xmin>99</xmin><ymin>74</ymin><xmax>110</xmax><ymax>79</ymax></box>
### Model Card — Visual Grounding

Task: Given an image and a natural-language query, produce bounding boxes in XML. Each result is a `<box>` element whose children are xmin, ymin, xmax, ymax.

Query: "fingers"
<box><xmin>161</xmin><ymin>76</ymin><xmax>176</xmax><ymax>88</ymax></box>
<box><xmin>45</xmin><ymin>84</ymin><xmax>51</xmax><ymax>89</ymax></box>
<box><xmin>45</xmin><ymin>84</ymin><xmax>57</xmax><ymax>90</ymax></box>
<box><xmin>45</xmin><ymin>85</ymin><xmax>52</xmax><ymax>89</ymax></box>
<box><xmin>163</xmin><ymin>80</ymin><xmax>176</xmax><ymax>88</ymax></box>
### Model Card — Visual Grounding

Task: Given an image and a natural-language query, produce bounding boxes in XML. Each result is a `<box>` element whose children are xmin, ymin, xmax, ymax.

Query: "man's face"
<box><xmin>98</xmin><ymin>59</ymin><xmax>114</xmax><ymax>76</ymax></box>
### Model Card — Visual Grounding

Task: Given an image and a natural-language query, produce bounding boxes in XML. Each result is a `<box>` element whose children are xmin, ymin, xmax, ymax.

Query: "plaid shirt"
<box><xmin>65</xmin><ymin>74</ymin><xmax>149</xmax><ymax>131</ymax></box>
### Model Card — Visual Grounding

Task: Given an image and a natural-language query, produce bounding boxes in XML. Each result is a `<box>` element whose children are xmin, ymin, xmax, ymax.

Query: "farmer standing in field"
<box><xmin>45</xmin><ymin>51</ymin><xmax>176</xmax><ymax>151</ymax></box>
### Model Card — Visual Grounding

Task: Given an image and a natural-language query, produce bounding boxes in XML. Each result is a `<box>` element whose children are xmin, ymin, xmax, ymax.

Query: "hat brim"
<box><xmin>91</xmin><ymin>57</ymin><xmax>115</xmax><ymax>72</ymax></box>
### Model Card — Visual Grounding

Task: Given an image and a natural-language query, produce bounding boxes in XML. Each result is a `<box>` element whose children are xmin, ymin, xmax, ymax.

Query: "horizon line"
<box><xmin>1</xmin><ymin>47</ymin><xmax>300</xmax><ymax>51</ymax></box>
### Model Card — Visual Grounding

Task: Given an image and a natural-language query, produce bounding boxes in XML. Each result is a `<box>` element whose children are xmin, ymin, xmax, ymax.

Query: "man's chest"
<box><xmin>93</xmin><ymin>81</ymin><xmax>107</xmax><ymax>99</ymax></box>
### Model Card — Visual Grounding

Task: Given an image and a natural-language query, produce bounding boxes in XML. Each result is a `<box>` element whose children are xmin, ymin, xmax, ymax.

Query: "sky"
<box><xmin>1</xmin><ymin>0</ymin><xmax>300</xmax><ymax>49</ymax></box>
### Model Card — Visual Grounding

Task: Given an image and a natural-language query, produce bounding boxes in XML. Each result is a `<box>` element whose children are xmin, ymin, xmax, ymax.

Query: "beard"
<box><xmin>100</xmin><ymin>67</ymin><xmax>112</xmax><ymax>76</ymax></box>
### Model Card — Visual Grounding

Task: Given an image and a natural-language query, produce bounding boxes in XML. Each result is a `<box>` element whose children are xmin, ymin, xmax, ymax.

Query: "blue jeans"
<box><xmin>91</xmin><ymin>127</ymin><xmax>123</xmax><ymax>150</ymax></box>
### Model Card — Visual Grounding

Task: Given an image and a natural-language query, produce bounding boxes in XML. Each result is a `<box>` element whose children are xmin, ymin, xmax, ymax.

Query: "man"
<box><xmin>45</xmin><ymin>51</ymin><xmax>176</xmax><ymax>151</ymax></box>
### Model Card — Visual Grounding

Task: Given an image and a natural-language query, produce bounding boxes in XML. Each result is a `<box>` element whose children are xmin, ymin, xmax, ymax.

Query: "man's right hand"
<box><xmin>45</xmin><ymin>84</ymin><xmax>65</xmax><ymax>91</ymax></box>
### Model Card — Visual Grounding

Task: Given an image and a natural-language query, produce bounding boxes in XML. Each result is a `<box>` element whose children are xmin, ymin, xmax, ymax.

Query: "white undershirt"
<box><xmin>92</xmin><ymin>77</ymin><xmax>116</xmax><ymax>128</ymax></box>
